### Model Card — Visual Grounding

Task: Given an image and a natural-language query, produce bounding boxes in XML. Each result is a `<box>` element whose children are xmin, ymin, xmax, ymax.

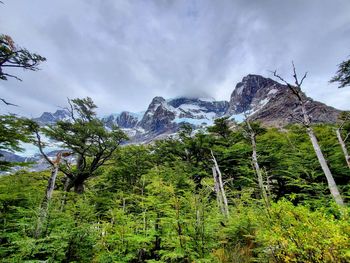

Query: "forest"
<box><xmin>0</xmin><ymin>103</ymin><xmax>350</xmax><ymax>262</ymax></box>
<box><xmin>1</xmin><ymin>2</ymin><xmax>350</xmax><ymax>261</ymax></box>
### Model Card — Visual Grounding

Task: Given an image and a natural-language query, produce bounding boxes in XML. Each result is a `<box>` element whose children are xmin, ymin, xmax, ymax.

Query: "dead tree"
<box><xmin>242</xmin><ymin>117</ymin><xmax>269</xmax><ymax>206</ymax></box>
<box><xmin>35</xmin><ymin>151</ymin><xmax>72</xmax><ymax>238</ymax></box>
<box><xmin>212</xmin><ymin>166</ymin><xmax>224</xmax><ymax>214</ymax></box>
<box><xmin>336</xmin><ymin>114</ymin><xmax>350</xmax><ymax>169</ymax></box>
<box><xmin>210</xmin><ymin>150</ymin><xmax>229</xmax><ymax>217</ymax></box>
<box><xmin>273</xmin><ymin>63</ymin><xmax>344</xmax><ymax>206</ymax></box>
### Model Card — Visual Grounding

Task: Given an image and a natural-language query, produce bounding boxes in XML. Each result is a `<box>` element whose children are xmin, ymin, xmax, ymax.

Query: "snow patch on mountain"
<box><xmin>268</xmin><ymin>88</ymin><xmax>278</xmax><ymax>95</ymax></box>
<box><xmin>15</xmin><ymin>133</ymin><xmax>63</xmax><ymax>157</ymax></box>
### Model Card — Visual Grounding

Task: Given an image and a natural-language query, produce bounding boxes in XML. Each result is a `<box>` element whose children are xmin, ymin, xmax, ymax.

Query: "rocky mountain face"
<box><xmin>136</xmin><ymin>97</ymin><xmax>229</xmax><ymax>135</ymax></box>
<box><xmin>29</xmin><ymin>74</ymin><xmax>341</xmax><ymax>147</ymax></box>
<box><xmin>5</xmin><ymin>74</ymin><xmax>339</xmax><ymax>172</ymax></box>
<box><xmin>33</xmin><ymin>109</ymin><xmax>71</xmax><ymax>125</ymax></box>
<box><xmin>138</xmin><ymin>96</ymin><xmax>177</xmax><ymax>133</ymax></box>
<box><xmin>226</xmin><ymin>74</ymin><xmax>340</xmax><ymax>125</ymax></box>
<box><xmin>103</xmin><ymin>111</ymin><xmax>141</xmax><ymax>129</ymax></box>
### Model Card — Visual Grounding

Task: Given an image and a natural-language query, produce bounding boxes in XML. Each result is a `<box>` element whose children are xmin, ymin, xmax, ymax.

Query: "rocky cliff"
<box><xmin>32</xmin><ymin>74</ymin><xmax>341</xmax><ymax>144</ymax></box>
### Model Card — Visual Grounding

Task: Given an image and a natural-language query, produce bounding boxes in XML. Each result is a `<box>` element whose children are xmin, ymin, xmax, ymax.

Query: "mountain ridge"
<box><xmin>33</xmin><ymin>74</ymin><xmax>341</xmax><ymax>143</ymax></box>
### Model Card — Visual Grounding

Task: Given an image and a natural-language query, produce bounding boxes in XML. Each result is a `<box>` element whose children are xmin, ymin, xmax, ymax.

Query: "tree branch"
<box><xmin>34</xmin><ymin>130</ymin><xmax>54</xmax><ymax>166</ymax></box>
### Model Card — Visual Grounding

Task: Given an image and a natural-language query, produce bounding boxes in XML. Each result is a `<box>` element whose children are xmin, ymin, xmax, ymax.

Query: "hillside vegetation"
<box><xmin>1</xmin><ymin>121</ymin><xmax>349</xmax><ymax>262</ymax></box>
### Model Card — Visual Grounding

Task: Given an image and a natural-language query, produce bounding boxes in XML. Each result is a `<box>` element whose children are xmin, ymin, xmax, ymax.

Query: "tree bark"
<box><xmin>35</xmin><ymin>165</ymin><xmax>58</xmax><ymax>238</ymax></box>
<box><xmin>245</xmin><ymin>120</ymin><xmax>269</xmax><ymax>206</ymax></box>
<box><xmin>74</xmin><ymin>180</ymin><xmax>85</xmax><ymax>194</ymax></box>
<box><xmin>250</xmin><ymin>132</ymin><xmax>269</xmax><ymax>206</ymax></box>
<box><xmin>273</xmin><ymin>68</ymin><xmax>344</xmax><ymax>206</ymax></box>
<box><xmin>211</xmin><ymin>151</ymin><xmax>229</xmax><ymax>217</ymax></box>
<box><xmin>45</xmin><ymin>166</ymin><xmax>59</xmax><ymax>201</ymax></box>
<box><xmin>212</xmin><ymin>166</ymin><xmax>224</xmax><ymax>215</ymax></box>
<box><xmin>307</xmin><ymin>126</ymin><xmax>344</xmax><ymax>206</ymax></box>
<box><xmin>299</xmin><ymin>100</ymin><xmax>344</xmax><ymax>206</ymax></box>
<box><xmin>336</xmin><ymin>128</ymin><xmax>350</xmax><ymax>169</ymax></box>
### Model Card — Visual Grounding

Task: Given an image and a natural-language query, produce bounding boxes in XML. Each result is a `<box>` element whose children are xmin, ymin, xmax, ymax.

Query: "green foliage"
<box><xmin>1</xmin><ymin>123</ymin><xmax>349</xmax><ymax>262</ymax></box>
<box><xmin>256</xmin><ymin>201</ymin><xmax>350</xmax><ymax>262</ymax></box>
<box><xmin>207</xmin><ymin>117</ymin><xmax>232</xmax><ymax>139</ymax></box>
<box><xmin>0</xmin><ymin>34</ymin><xmax>46</xmax><ymax>81</ymax></box>
<box><xmin>34</xmin><ymin>97</ymin><xmax>128</xmax><ymax>193</ymax></box>
<box><xmin>0</xmin><ymin>115</ymin><xmax>33</xmax><ymax>171</ymax></box>
<box><xmin>330</xmin><ymin>56</ymin><xmax>350</xmax><ymax>88</ymax></box>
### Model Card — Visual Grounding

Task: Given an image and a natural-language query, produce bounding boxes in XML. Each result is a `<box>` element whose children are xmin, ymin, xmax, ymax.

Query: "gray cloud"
<box><xmin>0</xmin><ymin>0</ymin><xmax>349</xmax><ymax>116</ymax></box>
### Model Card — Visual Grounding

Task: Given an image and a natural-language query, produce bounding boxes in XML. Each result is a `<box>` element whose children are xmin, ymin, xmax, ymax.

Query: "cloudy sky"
<box><xmin>1</xmin><ymin>0</ymin><xmax>350</xmax><ymax>117</ymax></box>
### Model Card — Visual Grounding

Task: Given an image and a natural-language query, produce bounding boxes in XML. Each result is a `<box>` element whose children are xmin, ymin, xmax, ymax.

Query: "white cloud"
<box><xmin>0</xmin><ymin>0</ymin><xmax>349</xmax><ymax>116</ymax></box>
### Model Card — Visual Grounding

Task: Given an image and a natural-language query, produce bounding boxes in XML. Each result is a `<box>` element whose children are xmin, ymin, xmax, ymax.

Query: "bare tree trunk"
<box><xmin>45</xmin><ymin>166</ymin><xmax>59</xmax><ymax>201</ymax></box>
<box><xmin>250</xmin><ymin>132</ymin><xmax>269</xmax><ymax>206</ymax></box>
<box><xmin>245</xmin><ymin>120</ymin><xmax>269</xmax><ymax>206</ymax></box>
<box><xmin>300</xmin><ymin>102</ymin><xmax>344</xmax><ymax>206</ymax></box>
<box><xmin>212</xmin><ymin>166</ymin><xmax>224</xmax><ymax>214</ymax></box>
<box><xmin>336</xmin><ymin>128</ymin><xmax>350</xmax><ymax>169</ymax></box>
<box><xmin>211</xmin><ymin>151</ymin><xmax>229</xmax><ymax>217</ymax></box>
<box><xmin>35</xmin><ymin>165</ymin><xmax>58</xmax><ymax>238</ymax></box>
<box><xmin>273</xmin><ymin>66</ymin><xmax>344</xmax><ymax>206</ymax></box>
<box><xmin>307</xmin><ymin>125</ymin><xmax>344</xmax><ymax>206</ymax></box>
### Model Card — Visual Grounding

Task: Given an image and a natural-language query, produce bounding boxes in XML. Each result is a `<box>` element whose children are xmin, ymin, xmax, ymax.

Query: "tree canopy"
<box><xmin>0</xmin><ymin>34</ymin><xmax>46</xmax><ymax>81</ymax></box>
<box><xmin>31</xmin><ymin>97</ymin><xmax>128</xmax><ymax>193</ymax></box>
<box><xmin>330</xmin><ymin>56</ymin><xmax>350</xmax><ymax>88</ymax></box>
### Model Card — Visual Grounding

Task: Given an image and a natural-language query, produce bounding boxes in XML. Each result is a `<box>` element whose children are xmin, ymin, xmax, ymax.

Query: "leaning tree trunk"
<box><xmin>250</xmin><ymin>132</ymin><xmax>269</xmax><ymax>206</ymax></box>
<box><xmin>273</xmin><ymin>66</ymin><xmax>344</xmax><ymax>206</ymax></box>
<box><xmin>245</xmin><ymin>120</ymin><xmax>269</xmax><ymax>206</ymax></box>
<box><xmin>211</xmin><ymin>151</ymin><xmax>229</xmax><ymax>217</ymax></box>
<box><xmin>35</xmin><ymin>164</ymin><xmax>59</xmax><ymax>238</ymax></box>
<box><xmin>300</xmin><ymin>103</ymin><xmax>344</xmax><ymax>206</ymax></box>
<box><xmin>336</xmin><ymin>128</ymin><xmax>350</xmax><ymax>169</ymax></box>
<box><xmin>212</xmin><ymin>166</ymin><xmax>224</xmax><ymax>215</ymax></box>
<box><xmin>306</xmin><ymin>126</ymin><xmax>344</xmax><ymax>206</ymax></box>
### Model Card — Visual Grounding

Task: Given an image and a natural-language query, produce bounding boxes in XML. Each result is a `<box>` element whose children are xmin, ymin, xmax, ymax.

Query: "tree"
<box><xmin>330</xmin><ymin>56</ymin><xmax>350</xmax><ymax>88</ymax></box>
<box><xmin>0</xmin><ymin>115</ymin><xmax>33</xmax><ymax>171</ymax></box>
<box><xmin>210</xmin><ymin>150</ymin><xmax>229</xmax><ymax>217</ymax></box>
<box><xmin>242</xmin><ymin>119</ymin><xmax>269</xmax><ymax>206</ymax></box>
<box><xmin>273</xmin><ymin>64</ymin><xmax>344</xmax><ymax>206</ymax></box>
<box><xmin>336</xmin><ymin>112</ymin><xmax>350</xmax><ymax>169</ymax></box>
<box><xmin>207</xmin><ymin>117</ymin><xmax>232</xmax><ymax>140</ymax></box>
<box><xmin>0</xmin><ymin>34</ymin><xmax>46</xmax><ymax>166</ymax></box>
<box><xmin>0</xmin><ymin>34</ymin><xmax>46</xmax><ymax>81</ymax></box>
<box><xmin>31</xmin><ymin>97</ymin><xmax>128</xmax><ymax>194</ymax></box>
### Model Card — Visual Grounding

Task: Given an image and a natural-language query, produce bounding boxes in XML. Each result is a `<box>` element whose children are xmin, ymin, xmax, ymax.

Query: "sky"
<box><xmin>1</xmin><ymin>0</ymin><xmax>350</xmax><ymax>117</ymax></box>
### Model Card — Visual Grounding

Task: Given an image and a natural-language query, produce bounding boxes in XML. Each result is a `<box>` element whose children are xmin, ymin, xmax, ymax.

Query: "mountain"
<box><xmin>226</xmin><ymin>74</ymin><xmax>340</xmax><ymax>125</ymax></box>
<box><xmin>30</xmin><ymin>74</ymin><xmax>341</xmax><ymax>146</ymax></box>
<box><xmin>137</xmin><ymin>97</ymin><xmax>228</xmax><ymax>133</ymax></box>
<box><xmin>33</xmin><ymin>109</ymin><xmax>71</xmax><ymax>125</ymax></box>
<box><xmin>0</xmin><ymin>150</ymin><xmax>27</xmax><ymax>163</ymax></box>
<box><xmin>102</xmin><ymin>111</ymin><xmax>143</xmax><ymax>129</ymax></box>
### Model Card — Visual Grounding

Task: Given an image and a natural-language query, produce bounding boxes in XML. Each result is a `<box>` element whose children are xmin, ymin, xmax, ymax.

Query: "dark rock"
<box><xmin>33</xmin><ymin>109</ymin><xmax>71</xmax><ymax>125</ymax></box>
<box><xmin>227</xmin><ymin>74</ymin><xmax>341</xmax><ymax>125</ymax></box>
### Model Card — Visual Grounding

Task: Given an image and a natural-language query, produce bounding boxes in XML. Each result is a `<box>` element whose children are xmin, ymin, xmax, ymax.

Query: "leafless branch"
<box><xmin>2</xmin><ymin>73</ymin><xmax>22</xmax><ymax>81</ymax></box>
<box><xmin>34</xmin><ymin>130</ymin><xmax>54</xmax><ymax>166</ymax></box>
<box><xmin>299</xmin><ymin>72</ymin><xmax>308</xmax><ymax>86</ymax></box>
<box><xmin>291</xmin><ymin>61</ymin><xmax>308</xmax><ymax>87</ymax></box>
<box><xmin>66</xmin><ymin>98</ymin><xmax>76</xmax><ymax>122</ymax></box>
<box><xmin>0</xmin><ymin>98</ymin><xmax>18</xmax><ymax>106</ymax></box>
<box><xmin>273</xmin><ymin>70</ymin><xmax>289</xmax><ymax>86</ymax></box>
